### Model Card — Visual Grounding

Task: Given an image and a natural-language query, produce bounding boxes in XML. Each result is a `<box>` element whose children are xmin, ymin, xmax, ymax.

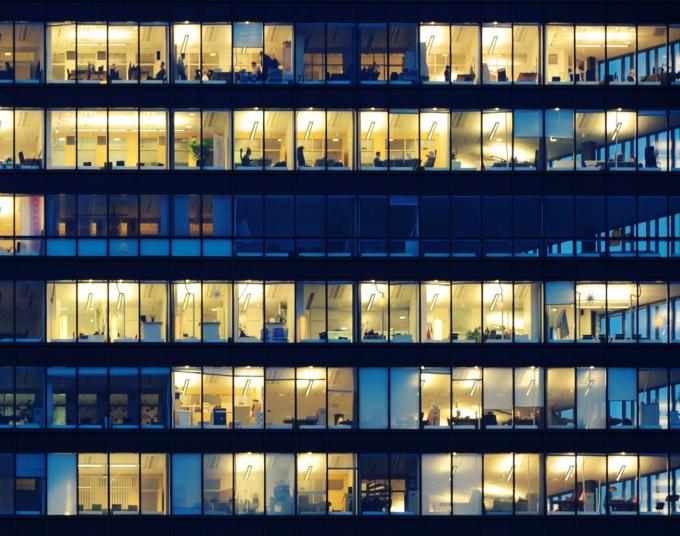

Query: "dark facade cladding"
<box><xmin>2</xmin><ymin>1</ymin><xmax>680</xmax><ymax>535</ymax></box>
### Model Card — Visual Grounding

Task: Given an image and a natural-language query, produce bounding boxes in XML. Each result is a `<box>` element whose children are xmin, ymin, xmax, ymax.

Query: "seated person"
<box><xmin>423</xmin><ymin>150</ymin><xmax>437</xmax><ymax>168</ymax></box>
<box><xmin>251</xmin><ymin>61</ymin><xmax>262</xmax><ymax>80</ymax></box>
<box><xmin>108</xmin><ymin>63</ymin><xmax>120</xmax><ymax>81</ymax></box>
<box><xmin>296</xmin><ymin>146</ymin><xmax>306</xmax><ymax>167</ymax></box>
<box><xmin>154</xmin><ymin>61</ymin><xmax>166</xmax><ymax>81</ymax></box>
<box><xmin>373</xmin><ymin>151</ymin><xmax>384</xmax><ymax>167</ymax></box>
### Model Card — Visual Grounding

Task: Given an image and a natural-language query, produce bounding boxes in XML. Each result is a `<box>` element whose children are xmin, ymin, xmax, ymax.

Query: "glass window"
<box><xmin>233</xmin><ymin>22</ymin><xmax>262</xmax><ymax>84</ymax></box>
<box><xmin>107</xmin><ymin>24</ymin><xmax>137</xmax><ymax>84</ymax></box>
<box><xmin>545</xmin><ymin>282</ymin><xmax>575</xmax><ymax>341</ymax></box>
<box><xmin>201</xmin><ymin>281</ymin><xmax>231</xmax><ymax>342</ymax></box>
<box><xmin>326</xmin><ymin>23</ymin><xmax>354</xmax><ymax>83</ymax></box>
<box><xmin>482</xmin><ymin>281</ymin><xmax>513</xmax><ymax>341</ymax></box>
<box><xmin>109</xmin><ymin>367</ymin><xmax>139</xmax><ymax>428</ymax></box>
<box><xmin>638</xmin><ymin>283</ymin><xmax>668</xmax><ymax>341</ymax></box>
<box><xmin>607</xmin><ymin>368</ymin><xmax>637</xmax><ymax>428</ymax></box>
<box><xmin>172</xmin><ymin>23</ymin><xmax>200</xmax><ymax>83</ymax></box>
<box><xmin>546</xmin><ymin>25</ymin><xmax>575</xmax><ymax>84</ymax></box>
<box><xmin>388</xmin><ymin>23</ymin><xmax>418</xmax><ymax>83</ymax></box>
<box><xmin>483</xmin><ymin>368</ymin><xmax>512</xmax><ymax>428</ymax></box>
<box><xmin>139</xmin><ymin>110</ymin><xmax>167</xmax><ymax>169</ymax></box>
<box><xmin>638</xmin><ymin>110</ymin><xmax>668</xmax><ymax>171</ymax></box>
<box><xmin>387</xmin><ymin>110</ymin><xmax>418</xmax><ymax>170</ymax></box>
<box><xmin>109</xmin><ymin>453</ymin><xmax>139</xmax><ymax>514</ymax></box>
<box><xmin>14</xmin><ymin>281</ymin><xmax>43</xmax><ymax>342</ymax></box>
<box><xmin>47</xmin><ymin>23</ymin><xmax>75</xmax><ymax>83</ymax></box>
<box><xmin>547</xmin><ymin>368</ymin><xmax>575</xmax><ymax>428</ymax></box>
<box><xmin>451</xmin><ymin>110</ymin><xmax>481</xmax><ymax>170</ymax></box>
<box><xmin>360</xmin><ymin>281</ymin><xmax>387</xmax><ymax>341</ymax></box>
<box><xmin>390</xmin><ymin>454</ymin><xmax>419</xmax><ymax>515</ymax></box>
<box><xmin>140</xmin><ymin>367</ymin><xmax>170</xmax><ymax>428</ymax></box>
<box><xmin>295</xmin><ymin>109</ymin><xmax>325</xmax><ymax>170</ymax></box>
<box><xmin>327</xmin><ymin>110</ymin><xmax>354</xmax><ymax>169</ymax></box>
<box><xmin>576</xmin><ymin>26</ymin><xmax>605</xmax><ymax>84</ymax></box>
<box><xmin>514</xmin><ymin>282</ymin><xmax>541</xmax><ymax>341</ymax></box>
<box><xmin>452</xmin><ymin>283</ymin><xmax>481</xmax><ymax>342</ymax></box>
<box><xmin>234</xmin><ymin>281</ymin><xmax>262</xmax><ymax>342</ymax></box>
<box><xmin>327</xmin><ymin>282</ymin><xmax>353</xmax><ymax>342</ymax></box>
<box><xmin>421</xmin><ymin>367</ymin><xmax>450</xmax><ymax>428</ymax></box>
<box><xmin>234</xmin><ymin>109</ymin><xmax>263</xmax><ymax>169</ymax></box>
<box><xmin>420</xmin><ymin>24</ymin><xmax>450</xmax><ymax>83</ymax></box>
<box><xmin>0</xmin><ymin>453</ymin><xmax>11</xmax><ymax>513</ymax></box>
<box><xmin>297</xmin><ymin>453</ymin><xmax>326</xmax><ymax>514</ymax></box>
<box><xmin>576</xmin><ymin>110</ymin><xmax>605</xmax><ymax>170</ymax></box>
<box><xmin>140</xmin><ymin>453</ymin><xmax>166</xmax><ymax>514</ymax></box>
<box><xmin>607</xmin><ymin>109</ymin><xmax>637</xmax><ymax>169</ymax></box>
<box><xmin>638</xmin><ymin>455</ymin><xmax>668</xmax><ymax>515</ymax></box>
<box><xmin>577</xmin><ymin>455</ymin><xmax>606</xmax><ymax>514</ymax></box>
<box><xmin>514</xmin><ymin>110</ymin><xmax>542</xmax><ymax>169</ymax></box>
<box><xmin>328</xmin><ymin>367</ymin><xmax>354</xmax><ymax>428</ymax></box>
<box><xmin>264</xmin><ymin>110</ymin><xmax>293</xmax><ymax>170</ymax></box>
<box><xmin>607</xmin><ymin>26</ymin><xmax>636</xmax><ymax>84</ymax></box>
<box><xmin>515</xmin><ymin>454</ymin><xmax>543</xmax><ymax>514</ymax></box>
<box><xmin>203</xmin><ymin>453</ymin><xmax>233</xmax><ymax>515</ymax></box>
<box><xmin>235</xmin><ymin>453</ymin><xmax>264</xmax><ymax>514</ymax></box>
<box><xmin>452</xmin><ymin>367</ymin><xmax>482</xmax><ymax>428</ymax></box>
<box><xmin>264</xmin><ymin>24</ymin><xmax>293</xmax><ymax>84</ymax></box>
<box><xmin>422</xmin><ymin>453</ymin><xmax>450</xmax><ymax>515</ymax></box>
<box><xmin>77</xmin><ymin>281</ymin><xmax>107</xmax><ymax>341</ymax></box>
<box><xmin>297</xmin><ymin>367</ymin><xmax>326</xmax><ymax>428</ymax></box>
<box><xmin>15</xmin><ymin>23</ymin><xmax>44</xmax><ymax>83</ymax></box>
<box><xmin>172</xmin><ymin>454</ymin><xmax>201</xmax><ymax>514</ymax></box>
<box><xmin>359</xmin><ymin>24</ymin><xmax>386</xmax><ymax>83</ymax></box>
<box><xmin>358</xmin><ymin>453</ymin><xmax>389</xmax><ymax>515</ymax></box>
<box><xmin>265</xmin><ymin>453</ymin><xmax>294</xmax><ymax>515</ymax></box>
<box><xmin>546</xmin><ymin>454</ymin><xmax>576</xmax><ymax>514</ymax></box>
<box><xmin>46</xmin><ymin>281</ymin><xmax>76</xmax><ymax>342</ymax></box>
<box><xmin>201</xmin><ymin>24</ymin><xmax>231</xmax><ymax>83</ymax></box>
<box><xmin>482</xmin><ymin>24</ymin><xmax>511</xmax><ymax>83</ymax></box>
<box><xmin>638</xmin><ymin>26</ymin><xmax>668</xmax><ymax>84</ymax></box>
<box><xmin>483</xmin><ymin>109</ymin><xmax>512</xmax><ymax>170</ymax></box>
<box><xmin>421</xmin><ymin>282</ymin><xmax>450</xmax><ymax>342</ymax></box>
<box><xmin>513</xmin><ymin>25</ymin><xmax>540</xmax><ymax>83</ymax></box>
<box><xmin>15</xmin><ymin>109</ymin><xmax>43</xmax><ymax>170</ymax></box>
<box><xmin>203</xmin><ymin>367</ymin><xmax>232</xmax><ymax>428</ymax></box>
<box><xmin>234</xmin><ymin>366</ymin><xmax>264</xmax><ymax>428</ymax></box>
<box><xmin>47</xmin><ymin>367</ymin><xmax>76</xmax><ymax>428</ymax></box>
<box><xmin>359</xmin><ymin>110</ymin><xmax>387</xmax><ymax>170</ymax></box>
<box><xmin>109</xmin><ymin>281</ymin><xmax>139</xmax><ymax>342</ymax></box>
<box><xmin>451</xmin><ymin>25</ymin><xmax>479</xmax><ymax>83</ymax></box>
<box><xmin>514</xmin><ymin>367</ymin><xmax>543</xmax><ymax>428</ymax></box>
<box><xmin>607</xmin><ymin>455</ymin><xmax>638</xmax><ymax>514</ymax></box>
<box><xmin>359</xmin><ymin>368</ymin><xmax>387</xmax><ymax>429</ymax></box>
<box><xmin>140</xmin><ymin>282</ymin><xmax>167</xmax><ymax>342</ymax></box>
<box><xmin>77</xmin><ymin>367</ymin><xmax>107</xmax><ymax>428</ymax></box>
<box><xmin>172</xmin><ymin>281</ymin><xmax>201</xmax><ymax>342</ymax></box>
<box><xmin>76</xmin><ymin>24</ymin><xmax>107</xmax><ymax>83</ymax></box>
<box><xmin>139</xmin><ymin>24</ymin><xmax>168</xmax><ymax>83</ymax></box>
<box><xmin>264</xmin><ymin>367</ymin><xmax>293</xmax><ymax>429</ymax></box>
<box><xmin>484</xmin><ymin>453</ymin><xmax>513</xmax><ymax>514</ymax></box>
<box><xmin>47</xmin><ymin>109</ymin><xmax>76</xmax><ymax>169</ymax></box>
<box><xmin>577</xmin><ymin>367</ymin><xmax>606</xmax><ymax>429</ymax></box>
<box><xmin>639</xmin><ymin>368</ymin><xmax>667</xmax><ymax>429</ymax></box>
<box><xmin>452</xmin><ymin>453</ymin><xmax>482</xmax><ymax>515</ymax></box>
<box><xmin>172</xmin><ymin>367</ymin><xmax>201</xmax><ymax>428</ymax></box>
<box><xmin>15</xmin><ymin>454</ymin><xmax>44</xmax><ymax>515</ymax></box>
<box><xmin>173</xmin><ymin>111</ymin><xmax>200</xmax><ymax>169</ymax></box>
<box><xmin>295</xmin><ymin>23</ymin><xmax>324</xmax><ymax>84</ymax></box>
<box><xmin>296</xmin><ymin>282</ymin><xmax>325</xmax><ymax>341</ymax></box>
<box><xmin>390</xmin><ymin>368</ymin><xmax>419</xmax><ymax>429</ymax></box>
<box><xmin>77</xmin><ymin>453</ymin><xmax>108</xmax><ymax>514</ymax></box>
<box><xmin>47</xmin><ymin>453</ymin><xmax>76</xmax><ymax>515</ymax></box>
<box><xmin>328</xmin><ymin>454</ymin><xmax>355</xmax><ymax>514</ymax></box>
<box><xmin>0</xmin><ymin>109</ymin><xmax>12</xmax><ymax>167</ymax></box>
<box><xmin>390</xmin><ymin>282</ymin><xmax>418</xmax><ymax>342</ymax></box>
<box><xmin>546</xmin><ymin>109</ymin><xmax>575</xmax><ymax>170</ymax></box>
<box><xmin>420</xmin><ymin>111</ymin><xmax>449</xmax><ymax>170</ymax></box>
<box><xmin>0</xmin><ymin>367</ymin><xmax>12</xmax><ymax>427</ymax></box>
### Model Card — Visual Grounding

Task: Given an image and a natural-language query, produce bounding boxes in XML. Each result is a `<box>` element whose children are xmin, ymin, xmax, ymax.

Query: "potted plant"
<box><xmin>465</xmin><ymin>327</ymin><xmax>481</xmax><ymax>343</ymax></box>
<box><xmin>186</xmin><ymin>138</ymin><xmax>213</xmax><ymax>167</ymax></box>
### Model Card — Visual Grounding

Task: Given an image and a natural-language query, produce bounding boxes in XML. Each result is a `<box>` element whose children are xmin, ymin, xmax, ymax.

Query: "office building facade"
<box><xmin>1</xmin><ymin>1</ymin><xmax>680</xmax><ymax>534</ymax></box>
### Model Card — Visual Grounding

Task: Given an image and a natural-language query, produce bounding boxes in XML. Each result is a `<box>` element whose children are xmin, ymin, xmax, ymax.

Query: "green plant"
<box><xmin>186</xmin><ymin>138</ymin><xmax>213</xmax><ymax>161</ymax></box>
<box><xmin>465</xmin><ymin>327</ymin><xmax>481</xmax><ymax>342</ymax></box>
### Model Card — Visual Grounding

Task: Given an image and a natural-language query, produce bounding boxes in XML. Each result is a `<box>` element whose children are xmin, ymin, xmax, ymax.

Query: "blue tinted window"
<box><xmin>389</xmin><ymin>196</ymin><xmax>418</xmax><ymax>237</ymax></box>
<box><xmin>514</xmin><ymin>196</ymin><xmax>542</xmax><ymax>237</ymax></box>
<box><xmin>575</xmin><ymin>197</ymin><xmax>605</xmax><ymax>237</ymax></box>
<box><xmin>296</xmin><ymin>196</ymin><xmax>324</xmax><ymax>237</ymax></box>
<box><xmin>451</xmin><ymin>196</ymin><xmax>480</xmax><ymax>237</ymax></box>
<box><xmin>234</xmin><ymin>196</ymin><xmax>263</xmax><ymax>237</ymax></box>
<box><xmin>264</xmin><ymin>196</ymin><xmax>293</xmax><ymax>237</ymax></box>
<box><xmin>327</xmin><ymin>196</ymin><xmax>355</xmax><ymax>237</ymax></box>
<box><xmin>420</xmin><ymin>196</ymin><xmax>449</xmax><ymax>238</ymax></box>
<box><xmin>545</xmin><ymin>197</ymin><xmax>574</xmax><ymax>238</ymax></box>
<box><xmin>359</xmin><ymin>197</ymin><xmax>387</xmax><ymax>237</ymax></box>
<box><xmin>483</xmin><ymin>196</ymin><xmax>512</xmax><ymax>238</ymax></box>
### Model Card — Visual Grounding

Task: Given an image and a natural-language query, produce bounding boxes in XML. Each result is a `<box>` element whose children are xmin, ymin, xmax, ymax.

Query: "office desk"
<box><xmin>141</xmin><ymin>321</ymin><xmax>163</xmax><ymax>342</ymax></box>
<box><xmin>202</xmin><ymin>321</ymin><xmax>221</xmax><ymax>342</ymax></box>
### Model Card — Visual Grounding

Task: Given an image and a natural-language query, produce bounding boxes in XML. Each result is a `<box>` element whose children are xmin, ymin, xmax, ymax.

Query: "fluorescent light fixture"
<box><xmin>611</xmin><ymin>121</ymin><xmax>623</xmax><ymax>141</ymax></box>
<box><xmin>85</xmin><ymin>292</ymin><xmax>93</xmax><ymax>311</ymax></box>
<box><xmin>469</xmin><ymin>379</ymin><xmax>479</xmax><ymax>397</ymax></box>
<box><xmin>110</xmin><ymin>464</ymin><xmax>139</xmax><ymax>468</ymax></box>
<box><xmin>428</xmin><ymin>293</ymin><xmax>439</xmax><ymax>312</ymax></box>
<box><xmin>242</xmin><ymin>378</ymin><xmax>251</xmax><ymax>396</ymax></box>
<box><xmin>77</xmin><ymin>464</ymin><xmax>104</xmax><ymax>468</ymax></box>
<box><xmin>506</xmin><ymin>466</ymin><xmax>514</xmax><ymax>482</ymax></box>
<box><xmin>243</xmin><ymin>293</ymin><xmax>251</xmax><ymax>311</ymax></box>
<box><xmin>488</xmin><ymin>35</ymin><xmax>498</xmax><ymax>55</ymax></box>
<box><xmin>116</xmin><ymin>292</ymin><xmax>124</xmax><ymax>311</ymax></box>
<box><xmin>451</xmin><ymin>464</ymin><xmax>458</xmax><ymax>477</ymax></box>
<box><xmin>182</xmin><ymin>378</ymin><xmax>190</xmax><ymax>395</ymax></box>
<box><xmin>304</xmin><ymin>465</ymin><xmax>313</xmax><ymax>481</ymax></box>
<box><xmin>426</xmin><ymin>35</ymin><xmax>435</xmax><ymax>54</ymax></box>
<box><xmin>249</xmin><ymin>121</ymin><xmax>259</xmax><ymax>140</ymax></box>
<box><xmin>304</xmin><ymin>121</ymin><xmax>314</xmax><ymax>140</ymax></box>
<box><xmin>244</xmin><ymin>464</ymin><xmax>252</xmax><ymax>481</ymax></box>
<box><xmin>427</xmin><ymin>121</ymin><xmax>437</xmax><ymax>141</ymax></box>
<box><xmin>616</xmin><ymin>464</ymin><xmax>626</xmax><ymax>482</ymax></box>
<box><xmin>180</xmin><ymin>35</ymin><xmax>189</xmax><ymax>55</ymax></box>
<box><xmin>365</xmin><ymin>121</ymin><xmax>375</xmax><ymax>140</ymax></box>
<box><xmin>181</xmin><ymin>292</ymin><xmax>191</xmax><ymax>312</ymax></box>
<box><xmin>489</xmin><ymin>121</ymin><xmax>500</xmax><ymax>141</ymax></box>
<box><xmin>490</xmin><ymin>293</ymin><xmax>501</xmax><ymax>311</ymax></box>
<box><xmin>366</xmin><ymin>293</ymin><xmax>376</xmax><ymax>311</ymax></box>
<box><xmin>305</xmin><ymin>379</ymin><xmax>314</xmax><ymax>397</ymax></box>
<box><xmin>565</xmin><ymin>464</ymin><xmax>575</xmax><ymax>481</ymax></box>
<box><xmin>584</xmin><ymin>378</ymin><xmax>595</xmax><ymax>397</ymax></box>
<box><xmin>525</xmin><ymin>378</ymin><xmax>535</xmax><ymax>397</ymax></box>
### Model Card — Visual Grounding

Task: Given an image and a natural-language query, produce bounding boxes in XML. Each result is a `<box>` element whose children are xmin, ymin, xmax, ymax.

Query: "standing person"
<box><xmin>177</xmin><ymin>53</ymin><xmax>187</xmax><ymax>80</ymax></box>
<box><xmin>296</xmin><ymin>146</ymin><xmax>306</xmax><ymax>167</ymax></box>
<box><xmin>240</xmin><ymin>147</ymin><xmax>253</xmax><ymax>167</ymax></box>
